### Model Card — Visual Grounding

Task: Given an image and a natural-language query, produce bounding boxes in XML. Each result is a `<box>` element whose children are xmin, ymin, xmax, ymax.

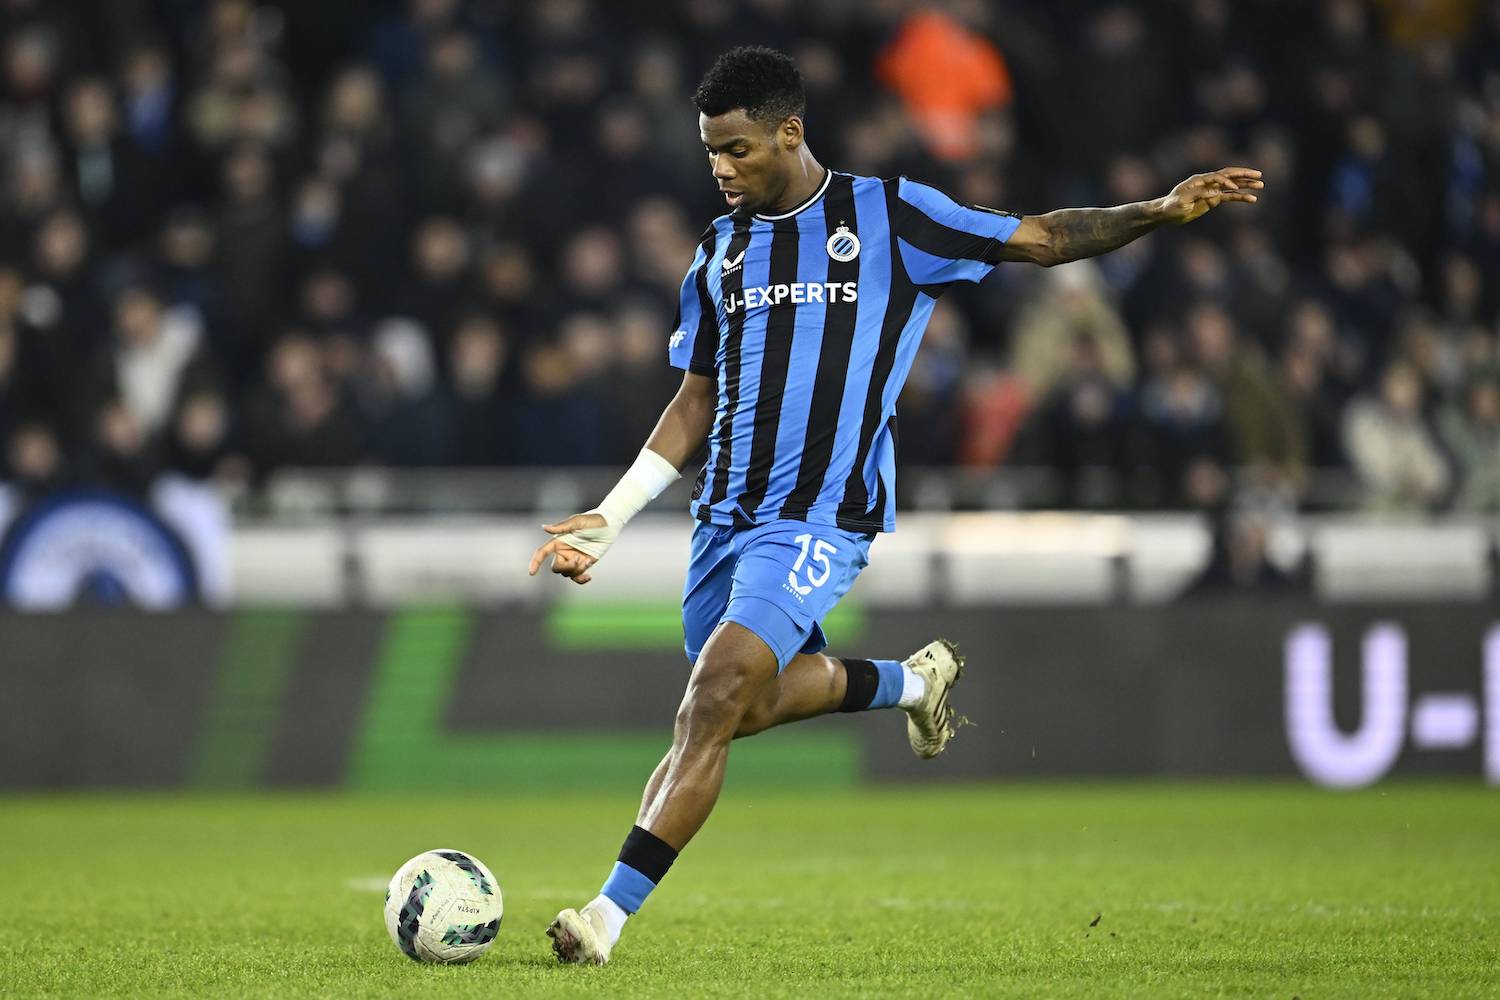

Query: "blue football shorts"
<box><xmin>681</xmin><ymin>519</ymin><xmax>874</xmax><ymax>671</ymax></box>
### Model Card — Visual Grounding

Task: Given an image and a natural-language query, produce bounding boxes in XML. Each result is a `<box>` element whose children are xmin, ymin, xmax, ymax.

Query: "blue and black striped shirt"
<box><xmin>668</xmin><ymin>170</ymin><xmax>1021</xmax><ymax>533</ymax></box>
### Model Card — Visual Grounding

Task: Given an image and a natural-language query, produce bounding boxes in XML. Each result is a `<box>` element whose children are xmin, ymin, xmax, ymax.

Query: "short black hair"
<box><xmin>692</xmin><ymin>46</ymin><xmax>805</xmax><ymax>126</ymax></box>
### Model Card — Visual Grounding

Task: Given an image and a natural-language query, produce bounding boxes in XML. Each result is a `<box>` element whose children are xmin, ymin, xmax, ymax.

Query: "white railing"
<box><xmin>231</xmin><ymin>510</ymin><xmax>1500</xmax><ymax>608</ymax></box>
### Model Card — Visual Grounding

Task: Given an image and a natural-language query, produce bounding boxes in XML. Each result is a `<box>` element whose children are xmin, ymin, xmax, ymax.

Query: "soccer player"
<box><xmin>528</xmin><ymin>46</ymin><xmax>1262</xmax><ymax>964</ymax></box>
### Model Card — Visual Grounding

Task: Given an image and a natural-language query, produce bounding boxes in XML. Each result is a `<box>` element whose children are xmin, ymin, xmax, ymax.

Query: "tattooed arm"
<box><xmin>1000</xmin><ymin>167</ymin><xmax>1263</xmax><ymax>267</ymax></box>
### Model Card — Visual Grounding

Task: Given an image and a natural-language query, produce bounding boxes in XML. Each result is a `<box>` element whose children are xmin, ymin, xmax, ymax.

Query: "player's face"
<box><xmin>700</xmin><ymin>109</ymin><xmax>797</xmax><ymax>215</ymax></box>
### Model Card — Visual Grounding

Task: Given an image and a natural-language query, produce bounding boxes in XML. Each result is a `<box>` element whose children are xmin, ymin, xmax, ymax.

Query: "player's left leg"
<box><xmin>667</xmin><ymin>523</ymin><xmax>946</xmax><ymax>746</ymax></box>
<box><xmin>629</xmin><ymin>641</ymin><xmax>961</xmax><ymax>810</ymax></box>
<box><xmin>731</xmin><ymin>650</ymin><xmax>844</xmax><ymax>732</ymax></box>
<box><xmin>733</xmin><ymin>644</ymin><xmax>963</xmax><ymax>758</ymax></box>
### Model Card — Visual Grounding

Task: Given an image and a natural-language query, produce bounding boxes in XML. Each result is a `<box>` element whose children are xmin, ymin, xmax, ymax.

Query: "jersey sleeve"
<box><xmin>668</xmin><ymin>235</ymin><xmax>720</xmax><ymax>376</ymax></box>
<box><xmin>894</xmin><ymin>177</ymin><xmax>1023</xmax><ymax>286</ymax></box>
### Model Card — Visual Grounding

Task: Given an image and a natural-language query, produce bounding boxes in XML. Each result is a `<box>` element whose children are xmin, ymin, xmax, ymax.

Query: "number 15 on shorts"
<box><xmin>788</xmin><ymin>533</ymin><xmax>837</xmax><ymax>596</ymax></box>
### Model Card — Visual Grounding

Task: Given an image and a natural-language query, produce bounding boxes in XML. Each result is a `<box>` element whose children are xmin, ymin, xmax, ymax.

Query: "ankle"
<box><xmin>897</xmin><ymin>664</ymin><xmax>927</xmax><ymax>708</ymax></box>
<box><xmin>588</xmin><ymin>894</ymin><xmax>628</xmax><ymax>945</ymax></box>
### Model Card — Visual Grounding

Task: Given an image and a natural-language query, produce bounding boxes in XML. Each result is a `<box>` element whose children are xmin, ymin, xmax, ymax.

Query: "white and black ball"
<box><xmin>384</xmin><ymin>849</ymin><xmax>503</xmax><ymax>963</ymax></box>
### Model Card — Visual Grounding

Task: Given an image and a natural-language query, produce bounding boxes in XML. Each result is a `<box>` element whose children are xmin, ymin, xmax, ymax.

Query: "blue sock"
<box><xmin>600</xmin><ymin>861</ymin><xmax>656</xmax><ymax>913</ymax></box>
<box><xmin>600</xmin><ymin>825</ymin><xmax>678</xmax><ymax>914</ymax></box>
<box><xmin>838</xmin><ymin>658</ymin><xmax>906</xmax><ymax>711</ymax></box>
<box><xmin>869</xmin><ymin>659</ymin><xmax>905</xmax><ymax>709</ymax></box>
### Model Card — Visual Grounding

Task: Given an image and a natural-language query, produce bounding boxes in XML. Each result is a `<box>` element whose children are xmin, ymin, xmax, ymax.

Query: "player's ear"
<box><xmin>779</xmin><ymin>115</ymin><xmax>804</xmax><ymax>152</ymax></box>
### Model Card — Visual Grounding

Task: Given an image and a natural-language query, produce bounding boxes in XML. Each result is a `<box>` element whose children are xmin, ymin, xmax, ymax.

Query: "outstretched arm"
<box><xmin>999</xmin><ymin>167</ymin><xmax>1263</xmax><ymax>267</ymax></box>
<box><xmin>528</xmin><ymin>371</ymin><xmax>715</xmax><ymax>585</ymax></box>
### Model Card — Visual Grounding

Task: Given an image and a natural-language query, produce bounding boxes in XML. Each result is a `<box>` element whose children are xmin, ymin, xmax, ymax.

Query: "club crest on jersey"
<box><xmin>826</xmin><ymin>223</ymin><xmax>860</xmax><ymax>262</ymax></box>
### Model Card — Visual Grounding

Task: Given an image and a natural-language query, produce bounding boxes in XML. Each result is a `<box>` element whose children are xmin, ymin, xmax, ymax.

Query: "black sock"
<box><xmin>618</xmin><ymin>824</ymin><xmax>678</xmax><ymax>884</ymax></box>
<box><xmin>838</xmin><ymin>658</ymin><xmax>880</xmax><ymax>712</ymax></box>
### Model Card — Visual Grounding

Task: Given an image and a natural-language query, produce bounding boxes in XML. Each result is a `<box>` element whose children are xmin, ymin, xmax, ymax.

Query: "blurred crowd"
<box><xmin>2</xmin><ymin>0</ymin><xmax>1500</xmax><ymax>514</ymax></box>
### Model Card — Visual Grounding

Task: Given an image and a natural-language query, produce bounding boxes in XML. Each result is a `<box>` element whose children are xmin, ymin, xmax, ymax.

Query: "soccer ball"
<box><xmin>384</xmin><ymin>849</ymin><xmax>504</xmax><ymax>963</ymax></box>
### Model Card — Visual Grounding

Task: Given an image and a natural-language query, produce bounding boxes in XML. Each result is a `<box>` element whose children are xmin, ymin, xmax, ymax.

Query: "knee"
<box><xmin>676</xmin><ymin>661</ymin><xmax>761</xmax><ymax>741</ymax></box>
<box><xmin>733</xmin><ymin>690</ymin><xmax>777</xmax><ymax>739</ymax></box>
<box><xmin>676</xmin><ymin>676</ymin><xmax>746</xmax><ymax>738</ymax></box>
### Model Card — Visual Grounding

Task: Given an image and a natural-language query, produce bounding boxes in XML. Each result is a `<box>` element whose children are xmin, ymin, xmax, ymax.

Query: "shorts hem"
<box><xmin>721</xmin><ymin>595</ymin><xmax>810</xmax><ymax>672</ymax></box>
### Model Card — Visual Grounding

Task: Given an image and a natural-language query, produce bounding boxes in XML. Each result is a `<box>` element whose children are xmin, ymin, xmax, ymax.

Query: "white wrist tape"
<box><xmin>595</xmin><ymin>448</ymin><xmax>680</xmax><ymax>528</ymax></box>
<box><xmin>555</xmin><ymin>449</ymin><xmax>679</xmax><ymax>561</ymax></box>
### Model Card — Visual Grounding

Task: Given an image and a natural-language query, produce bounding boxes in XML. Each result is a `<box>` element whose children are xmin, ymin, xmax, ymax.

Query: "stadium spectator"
<box><xmin>164</xmin><ymin>388</ymin><xmax>246</xmax><ymax>486</ymax></box>
<box><xmin>1130</xmin><ymin>363</ymin><xmax>1233</xmax><ymax>509</ymax></box>
<box><xmin>156</xmin><ymin>206</ymin><xmax>235</xmax><ymax>364</ymax></box>
<box><xmin>441</xmin><ymin>312</ymin><xmax>513</xmax><ymax>466</ymax></box>
<box><xmin>119</xmin><ymin>40</ymin><xmax>180</xmax><ymax>159</ymax></box>
<box><xmin>1440</xmin><ymin>377</ymin><xmax>1500</xmax><ymax>512</ymax></box>
<box><xmin>1008</xmin><ymin>262</ymin><xmax>1135</xmax><ymax>403</ymax></box>
<box><xmin>1184</xmin><ymin>302</ymin><xmax>1306</xmax><ymax>495</ymax></box>
<box><xmin>3</xmin><ymin>146</ymin><xmax>67</xmax><ymax>258</ymax></box>
<box><xmin>288</xmin><ymin>179</ymin><xmax>356</xmax><ymax>285</ymax></box>
<box><xmin>3</xmin><ymin>419</ymin><xmax>65</xmax><ymax>500</ymax></box>
<box><xmin>296</xmin><ymin>267</ymin><xmax>362</xmax><ymax>342</ymax></box>
<box><xmin>1279</xmin><ymin>337</ymin><xmax>1348</xmax><ymax>475</ymax></box>
<box><xmin>83</xmin><ymin>283</ymin><xmax>218</xmax><ymax>441</ymax></box>
<box><xmin>362</xmin><ymin>317</ymin><xmax>446</xmax><ymax>467</ymax></box>
<box><xmin>956</xmin><ymin>365</ymin><xmax>1032</xmax><ymax>469</ymax></box>
<box><xmin>462</xmin><ymin>130</ymin><xmax>531</xmax><ymax>244</ymax></box>
<box><xmin>188</xmin><ymin>49</ymin><xmax>296</xmax><ymax>159</ymax></box>
<box><xmin>315</xmin><ymin>65</ymin><xmax>404</xmax><ymax>292</ymax></box>
<box><xmin>476</xmin><ymin>240</ymin><xmax>551</xmax><ymax>341</ymax></box>
<box><xmin>876</xmin><ymin>9</ymin><xmax>1013</xmax><ymax>162</ymax></box>
<box><xmin>556</xmin><ymin>226</ymin><xmax>630</xmax><ymax>315</ymax></box>
<box><xmin>1342</xmin><ymin>360</ymin><xmax>1451</xmax><ymax>511</ymax></box>
<box><xmin>84</xmin><ymin>399</ymin><xmax>161</xmax><ymax>497</ymax></box>
<box><xmin>608</xmin><ymin>300</ymin><xmax>685</xmax><ymax>463</ymax></box>
<box><xmin>1018</xmin><ymin>333</ymin><xmax>1133</xmax><ymax>508</ymax></box>
<box><xmin>366</xmin><ymin>0</ymin><xmax>467</xmax><ymax>88</ymax></box>
<box><xmin>1223</xmin><ymin>222</ymin><xmax>1292</xmax><ymax>347</ymax></box>
<box><xmin>397</xmin><ymin>216</ymin><xmax>474</xmax><ymax>351</ymax></box>
<box><xmin>624</xmin><ymin>197</ymin><xmax>699</xmax><ymax>301</ymax></box>
<box><xmin>1181</xmin><ymin>506</ymin><xmax>1301</xmax><ymax>597</ymax></box>
<box><xmin>214</xmin><ymin>143</ymin><xmax>285</xmax><ymax>355</ymax></box>
<box><xmin>60</xmin><ymin>77</ymin><xmax>159</xmax><ymax>251</ymax></box>
<box><xmin>0</xmin><ymin>289</ymin><xmax>49</xmax><ymax>447</ymax></box>
<box><xmin>242</xmin><ymin>332</ymin><xmax>366</xmax><ymax>476</ymax></box>
<box><xmin>25</xmin><ymin>209</ymin><xmax>107</xmax><ymax>381</ymax></box>
<box><xmin>512</xmin><ymin>336</ymin><xmax>609</xmax><ymax>466</ymax></box>
<box><xmin>899</xmin><ymin>299</ymin><xmax>968</xmax><ymax>469</ymax></box>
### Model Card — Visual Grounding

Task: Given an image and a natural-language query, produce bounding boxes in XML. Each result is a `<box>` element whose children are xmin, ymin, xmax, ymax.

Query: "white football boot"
<box><xmin>546</xmin><ymin>901</ymin><xmax>614</xmax><ymax>965</ymax></box>
<box><xmin>903</xmin><ymin>639</ymin><xmax>965</xmax><ymax>759</ymax></box>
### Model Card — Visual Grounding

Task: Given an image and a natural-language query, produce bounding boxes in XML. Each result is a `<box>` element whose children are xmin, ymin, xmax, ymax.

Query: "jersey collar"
<box><xmin>754</xmin><ymin>168</ymin><xmax>833</xmax><ymax>222</ymax></box>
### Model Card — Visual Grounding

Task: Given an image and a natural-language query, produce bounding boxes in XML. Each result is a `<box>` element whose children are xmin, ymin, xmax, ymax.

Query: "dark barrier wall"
<box><xmin>2</xmin><ymin>601</ymin><xmax>1496</xmax><ymax>789</ymax></box>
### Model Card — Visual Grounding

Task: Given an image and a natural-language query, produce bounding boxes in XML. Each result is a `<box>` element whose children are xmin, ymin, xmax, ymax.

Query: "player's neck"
<box><xmin>768</xmin><ymin>154</ymin><xmax>827</xmax><ymax>216</ymax></box>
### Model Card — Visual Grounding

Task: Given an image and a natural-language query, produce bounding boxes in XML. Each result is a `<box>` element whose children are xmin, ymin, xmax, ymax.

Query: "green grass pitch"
<box><xmin>1</xmin><ymin>784</ymin><xmax>1496</xmax><ymax>998</ymax></box>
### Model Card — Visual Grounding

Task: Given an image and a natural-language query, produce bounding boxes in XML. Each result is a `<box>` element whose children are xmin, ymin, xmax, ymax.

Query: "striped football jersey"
<box><xmin>668</xmin><ymin>170</ymin><xmax>1021</xmax><ymax>533</ymax></box>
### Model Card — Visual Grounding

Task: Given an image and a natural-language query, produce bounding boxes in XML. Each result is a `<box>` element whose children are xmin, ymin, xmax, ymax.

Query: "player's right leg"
<box><xmin>548</xmin><ymin>620</ymin><xmax>778</xmax><ymax>965</ymax></box>
<box><xmin>548</xmin><ymin>522</ymin><xmax>769</xmax><ymax>965</ymax></box>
